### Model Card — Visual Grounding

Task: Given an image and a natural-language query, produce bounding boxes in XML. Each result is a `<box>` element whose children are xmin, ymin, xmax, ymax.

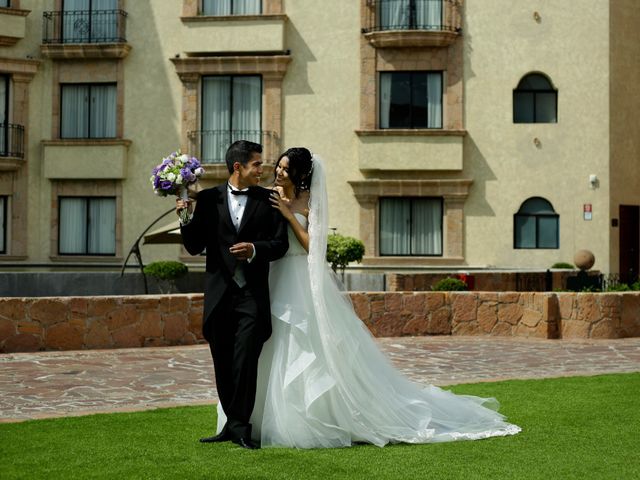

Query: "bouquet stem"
<box><xmin>178</xmin><ymin>187</ymin><xmax>191</xmax><ymax>224</ymax></box>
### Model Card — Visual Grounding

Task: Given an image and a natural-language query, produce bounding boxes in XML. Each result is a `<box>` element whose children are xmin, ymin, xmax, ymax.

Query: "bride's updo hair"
<box><xmin>275</xmin><ymin>147</ymin><xmax>313</xmax><ymax>198</ymax></box>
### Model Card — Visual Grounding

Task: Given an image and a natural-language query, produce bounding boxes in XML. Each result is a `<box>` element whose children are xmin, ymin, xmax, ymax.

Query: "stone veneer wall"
<box><xmin>1</xmin><ymin>292</ymin><xmax>639</xmax><ymax>353</ymax></box>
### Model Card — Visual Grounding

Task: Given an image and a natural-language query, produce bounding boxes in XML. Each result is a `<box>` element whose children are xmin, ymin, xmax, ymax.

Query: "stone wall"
<box><xmin>1</xmin><ymin>292</ymin><xmax>639</xmax><ymax>353</ymax></box>
<box><xmin>0</xmin><ymin>295</ymin><xmax>205</xmax><ymax>353</ymax></box>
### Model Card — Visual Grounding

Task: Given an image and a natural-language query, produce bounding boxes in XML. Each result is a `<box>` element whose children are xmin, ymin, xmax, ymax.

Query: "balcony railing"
<box><xmin>42</xmin><ymin>9</ymin><xmax>128</xmax><ymax>44</ymax></box>
<box><xmin>363</xmin><ymin>0</ymin><xmax>461</xmax><ymax>33</ymax></box>
<box><xmin>188</xmin><ymin>130</ymin><xmax>281</xmax><ymax>165</ymax></box>
<box><xmin>0</xmin><ymin>123</ymin><xmax>24</xmax><ymax>158</ymax></box>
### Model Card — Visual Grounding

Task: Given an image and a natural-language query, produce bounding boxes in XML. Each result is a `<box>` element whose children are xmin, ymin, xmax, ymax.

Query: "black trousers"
<box><xmin>203</xmin><ymin>284</ymin><xmax>263</xmax><ymax>440</ymax></box>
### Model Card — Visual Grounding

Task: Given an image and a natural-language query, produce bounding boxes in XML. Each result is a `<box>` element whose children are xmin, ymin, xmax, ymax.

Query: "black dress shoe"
<box><xmin>199</xmin><ymin>432</ymin><xmax>230</xmax><ymax>443</ymax></box>
<box><xmin>232</xmin><ymin>437</ymin><xmax>260</xmax><ymax>450</ymax></box>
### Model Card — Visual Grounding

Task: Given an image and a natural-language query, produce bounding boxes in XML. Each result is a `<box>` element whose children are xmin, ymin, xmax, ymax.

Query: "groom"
<box><xmin>177</xmin><ymin>140</ymin><xmax>289</xmax><ymax>449</ymax></box>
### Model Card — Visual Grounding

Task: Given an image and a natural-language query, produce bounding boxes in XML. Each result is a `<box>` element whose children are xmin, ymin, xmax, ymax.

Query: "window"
<box><xmin>0</xmin><ymin>196</ymin><xmax>6</xmax><ymax>254</ymax></box>
<box><xmin>513</xmin><ymin>73</ymin><xmax>557</xmax><ymax>123</ymax></box>
<box><xmin>201</xmin><ymin>0</ymin><xmax>261</xmax><ymax>15</ymax></box>
<box><xmin>380</xmin><ymin>72</ymin><xmax>442</xmax><ymax>129</ymax></box>
<box><xmin>514</xmin><ymin>197</ymin><xmax>559</xmax><ymax>249</ymax></box>
<box><xmin>378</xmin><ymin>0</ymin><xmax>443</xmax><ymax>30</ymax></box>
<box><xmin>201</xmin><ymin>75</ymin><xmax>262</xmax><ymax>163</ymax></box>
<box><xmin>380</xmin><ymin>197</ymin><xmax>442</xmax><ymax>255</ymax></box>
<box><xmin>0</xmin><ymin>1</ymin><xmax>10</xmax><ymax>8</ymax></box>
<box><xmin>60</xmin><ymin>83</ymin><xmax>117</xmax><ymax>139</ymax></box>
<box><xmin>62</xmin><ymin>0</ymin><xmax>119</xmax><ymax>43</ymax></box>
<box><xmin>58</xmin><ymin>196</ymin><xmax>116</xmax><ymax>255</ymax></box>
<box><xmin>0</xmin><ymin>75</ymin><xmax>7</xmax><ymax>156</ymax></box>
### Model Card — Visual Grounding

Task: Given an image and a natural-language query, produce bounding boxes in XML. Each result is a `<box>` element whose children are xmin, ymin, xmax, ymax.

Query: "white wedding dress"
<box><xmin>217</xmin><ymin>157</ymin><xmax>520</xmax><ymax>449</ymax></box>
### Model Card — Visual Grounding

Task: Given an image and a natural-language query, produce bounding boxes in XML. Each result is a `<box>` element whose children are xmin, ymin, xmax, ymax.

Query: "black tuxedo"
<box><xmin>181</xmin><ymin>183</ymin><xmax>288</xmax><ymax>440</ymax></box>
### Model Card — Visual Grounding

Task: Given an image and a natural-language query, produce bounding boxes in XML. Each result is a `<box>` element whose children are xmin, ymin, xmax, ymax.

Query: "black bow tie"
<box><xmin>230</xmin><ymin>189</ymin><xmax>250</xmax><ymax>196</ymax></box>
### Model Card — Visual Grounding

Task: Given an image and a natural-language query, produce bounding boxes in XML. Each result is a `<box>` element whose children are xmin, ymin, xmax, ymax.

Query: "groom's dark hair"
<box><xmin>225</xmin><ymin>140</ymin><xmax>263</xmax><ymax>174</ymax></box>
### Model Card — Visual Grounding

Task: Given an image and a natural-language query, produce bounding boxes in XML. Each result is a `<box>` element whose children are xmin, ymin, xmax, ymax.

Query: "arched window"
<box><xmin>514</xmin><ymin>197</ymin><xmax>559</xmax><ymax>249</ymax></box>
<box><xmin>513</xmin><ymin>73</ymin><xmax>557</xmax><ymax>123</ymax></box>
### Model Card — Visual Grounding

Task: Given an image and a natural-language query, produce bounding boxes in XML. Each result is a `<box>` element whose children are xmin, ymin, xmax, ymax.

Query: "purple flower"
<box><xmin>160</xmin><ymin>180</ymin><xmax>173</xmax><ymax>191</ymax></box>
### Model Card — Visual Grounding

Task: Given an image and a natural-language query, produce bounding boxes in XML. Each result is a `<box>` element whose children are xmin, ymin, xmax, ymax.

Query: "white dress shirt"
<box><xmin>227</xmin><ymin>183</ymin><xmax>249</xmax><ymax>231</ymax></box>
<box><xmin>227</xmin><ymin>184</ymin><xmax>256</xmax><ymax>287</ymax></box>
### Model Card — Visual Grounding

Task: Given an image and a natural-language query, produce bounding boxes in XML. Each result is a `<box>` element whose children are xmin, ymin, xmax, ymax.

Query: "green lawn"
<box><xmin>1</xmin><ymin>373</ymin><xmax>638</xmax><ymax>480</ymax></box>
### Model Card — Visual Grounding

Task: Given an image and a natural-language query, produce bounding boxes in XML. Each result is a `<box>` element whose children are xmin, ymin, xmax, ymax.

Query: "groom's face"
<box><xmin>235</xmin><ymin>152</ymin><xmax>263</xmax><ymax>188</ymax></box>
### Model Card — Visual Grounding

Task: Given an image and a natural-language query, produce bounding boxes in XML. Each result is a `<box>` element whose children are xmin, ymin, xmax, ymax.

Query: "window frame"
<box><xmin>0</xmin><ymin>195</ymin><xmax>7</xmax><ymax>254</ymax></box>
<box><xmin>200</xmin><ymin>0</ymin><xmax>263</xmax><ymax>16</ymax></box>
<box><xmin>200</xmin><ymin>74</ymin><xmax>263</xmax><ymax>162</ymax></box>
<box><xmin>0</xmin><ymin>74</ymin><xmax>8</xmax><ymax>156</ymax></box>
<box><xmin>513</xmin><ymin>197</ymin><xmax>559</xmax><ymax>249</ymax></box>
<box><xmin>57</xmin><ymin>195</ymin><xmax>117</xmax><ymax>256</ymax></box>
<box><xmin>513</xmin><ymin>73</ymin><xmax>558</xmax><ymax>124</ymax></box>
<box><xmin>379</xmin><ymin>71</ymin><xmax>443</xmax><ymax>129</ymax></box>
<box><xmin>59</xmin><ymin>82</ymin><xmax>117</xmax><ymax>139</ymax></box>
<box><xmin>377</xmin><ymin>0</ymin><xmax>444</xmax><ymax>31</ymax></box>
<box><xmin>379</xmin><ymin>196</ymin><xmax>444</xmax><ymax>257</ymax></box>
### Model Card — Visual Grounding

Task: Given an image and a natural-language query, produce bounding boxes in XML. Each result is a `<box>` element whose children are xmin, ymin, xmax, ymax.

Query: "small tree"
<box><xmin>143</xmin><ymin>260</ymin><xmax>188</xmax><ymax>294</ymax></box>
<box><xmin>326</xmin><ymin>233</ymin><xmax>365</xmax><ymax>275</ymax></box>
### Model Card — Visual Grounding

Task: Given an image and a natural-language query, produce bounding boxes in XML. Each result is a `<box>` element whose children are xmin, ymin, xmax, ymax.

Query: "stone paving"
<box><xmin>1</xmin><ymin>336</ymin><xmax>639</xmax><ymax>422</ymax></box>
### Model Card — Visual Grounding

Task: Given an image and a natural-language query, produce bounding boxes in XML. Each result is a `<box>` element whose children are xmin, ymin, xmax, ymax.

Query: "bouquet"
<box><xmin>150</xmin><ymin>150</ymin><xmax>204</xmax><ymax>223</ymax></box>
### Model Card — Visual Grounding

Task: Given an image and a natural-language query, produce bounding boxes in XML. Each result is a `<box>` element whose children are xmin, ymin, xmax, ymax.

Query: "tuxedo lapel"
<box><xmin>216</xmin><ymin>184</ymin><xmax>236</xmax><ymax>235</ymax></box>
<box><xmin>238</xmin><ymin>195</ymin><xmax>260</xmax><ymax>234</ymax></box>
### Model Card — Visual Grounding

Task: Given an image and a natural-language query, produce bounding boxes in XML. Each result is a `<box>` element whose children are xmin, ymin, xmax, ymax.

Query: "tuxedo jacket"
<box><xmin>180</xmin><ymin>183</ymin><xmax>289</xmax><ymax>339</ymax></box>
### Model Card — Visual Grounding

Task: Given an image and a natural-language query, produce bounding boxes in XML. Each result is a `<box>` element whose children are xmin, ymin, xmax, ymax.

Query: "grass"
<box><xmin>1</xmin><ymin>373</ymin><xmax>638</xmax><ymax>480</ymax></box>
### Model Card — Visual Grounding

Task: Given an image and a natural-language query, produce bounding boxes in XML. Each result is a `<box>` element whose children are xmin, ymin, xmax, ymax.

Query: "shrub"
<box><xmin>143</xmin><ymin>261</ymin><xmax>188</xmax><ymax>280</ymax></box>
<box><xmin>606</xmin><ymin>283</ymin><xmax>631</xmax><ymax>292</ymax></box>
<box><xmin>431</xmin><ymin>277</ymin><xmax>468</xmax><ymax>291</ymax></box>
<box><xmin>551</xmin><ymin>262</ymin><xmax>575</xmax><ymax>269</ymax></box>
<box><xmin>632</xmin><ymin>281</ymin><xmax>640</xmax><ymax>291</ymax></box>
<box><xmin>326</xmin><ymin>234</ymin><xmax>365</xmax><ymax>274</ymax></box>
<box><xmin>143</xmin><ymin>261</ymin><xmax>188</xmax><ymax>293</ymax></box>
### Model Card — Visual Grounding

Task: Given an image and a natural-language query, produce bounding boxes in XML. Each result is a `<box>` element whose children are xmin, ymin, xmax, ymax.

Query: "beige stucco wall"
<box><xmin>0</xmin><ymin>10</ymin><xmax>27</xmax><ymax>41</ymax></box>
<box><xmin>609</xmin><ymin>0</ymin><xmax>640</xmax><ymax>274</ymax></box>
<box><xmin>463</xmin><ymin>0</ymin><xmax>612</xmax><ymax>271</ymax></box>
<box><xmin>278</xmin><ymin>1</ymin><xmax>362</xmax><ymax>238</ymax></box>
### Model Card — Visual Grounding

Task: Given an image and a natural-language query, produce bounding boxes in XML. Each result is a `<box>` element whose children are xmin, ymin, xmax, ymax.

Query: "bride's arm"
<box><xmin>270</xmin><ymin>191</ymin><xmax>310</xmax><ymax>252</ymax></box>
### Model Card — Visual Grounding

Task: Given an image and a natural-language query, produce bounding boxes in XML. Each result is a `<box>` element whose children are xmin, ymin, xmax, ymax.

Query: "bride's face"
<box><xmin>275</xmin><ymin>157</ymin><xmax>293</xmax><ymax>189</ymax></box>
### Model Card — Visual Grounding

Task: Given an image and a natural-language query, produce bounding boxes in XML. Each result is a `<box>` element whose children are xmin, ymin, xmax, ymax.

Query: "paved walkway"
<box><xmin>1</xmin><ymin>337</ymin><xmax>639</xmax><ymax>422</ymax></box>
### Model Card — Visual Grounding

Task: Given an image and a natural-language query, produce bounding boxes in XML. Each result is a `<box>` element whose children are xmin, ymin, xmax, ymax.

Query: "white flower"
<box><xmin>180</xmin><ymin>154</ymin><xmax>189</xmax><ymax>164</ymax></box>
<box><xmin>167</xmin><ymin>172</ymin><xmax>176</xmax><ymax>182</ymax></box>
<box><xmin>195</xmin><ymin>167</ymin><xmax>204</xmax><ymax>176</ymax></box>
<box><xmin>176</xmin><ymin>174</ymin><xmax>183</xmax><ymax>185</ymax></box>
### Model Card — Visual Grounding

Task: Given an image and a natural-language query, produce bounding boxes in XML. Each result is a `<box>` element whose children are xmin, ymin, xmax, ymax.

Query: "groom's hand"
<box><xmin>230</xmin><ymin>242</ymin><xmax>255</xmax><ymax>260</ymax></box>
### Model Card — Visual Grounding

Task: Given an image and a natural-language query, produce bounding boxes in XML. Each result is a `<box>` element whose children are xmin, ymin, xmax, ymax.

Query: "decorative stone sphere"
<box><xmin>574</xmin><ymin>249</ymin><xmax>595</xmax><ymax>271</ymax></box>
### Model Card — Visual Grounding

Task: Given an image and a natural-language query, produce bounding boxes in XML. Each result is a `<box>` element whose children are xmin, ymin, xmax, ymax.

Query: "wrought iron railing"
<box><xmin>363</xmin><ymin>0</ymin><xmax>461</xmax><ymax>33</ymax></box>
<box><xmin>42</xmin><ymin>10</ymin><xmax>128</xmax><ymax>44</ymax></box>
<box><xmin>0</xmin><ymin>123</ymin><xmax>24</xmax><ymax>158</ymax></box>
<box><xmin>187</xmin><ymin>130</ymin><xmax>281</xmax><ymax>165</ymax></box>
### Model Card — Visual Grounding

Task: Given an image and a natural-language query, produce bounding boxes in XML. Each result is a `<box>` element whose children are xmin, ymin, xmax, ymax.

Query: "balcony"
<box><xmin>0</xmin><ymin>123</ymin><xmax>25</xmax><ymax>171</ymax></box>
<box><xmin>187</xmin><ymin>129</ymin><xmax>280</xmax><ymax>179</ymax></box>
<box><xmin>0</xmin><ymin>6</ymin><xmax>30</xmax><ymax>46</ymax></box>
<box><xmin>362</xmin><ymin>0</ymin><xmax>461</xmax><ymax>48</ymax></box>
<box><xmin>42</xmin><ymin>139</ymin><xmax>131</xmax><ymax>179</ymax></box>
<box><xmin>355</xmin><ymin>129</ymin><xmax>465</xmax><ymax>171</ymax></box>
<box><xmin>41</xmin><ymin>9</ymin><xmax>131</xmax><ymax>59</ymax></box>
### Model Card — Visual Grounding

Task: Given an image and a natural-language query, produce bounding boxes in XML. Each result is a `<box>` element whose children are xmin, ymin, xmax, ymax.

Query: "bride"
<box><xmin>217</xmin><ymin>147</ymin><xmax>521</xmax><ymax>448</ymax></box>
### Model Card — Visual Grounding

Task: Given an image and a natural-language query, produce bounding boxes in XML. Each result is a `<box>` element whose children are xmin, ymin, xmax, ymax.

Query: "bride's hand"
<box><xmin>270</xmin><ymin>190</ymin><xmax>294</xmax><ymax>219</ymax></box>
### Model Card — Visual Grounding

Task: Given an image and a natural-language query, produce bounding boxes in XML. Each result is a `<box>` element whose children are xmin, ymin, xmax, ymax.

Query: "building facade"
<box><xmin>0</xmin><ymin>0</ymin><xmax>638</xmax><ymax>279</ymax></box>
